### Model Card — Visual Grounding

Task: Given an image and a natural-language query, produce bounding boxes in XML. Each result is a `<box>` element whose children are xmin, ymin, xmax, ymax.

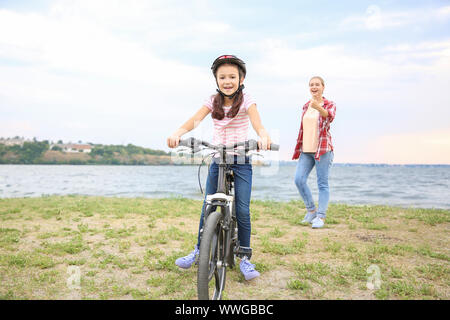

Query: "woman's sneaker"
<box><xmin>302</xmin><ymin>211</ymin><xmax>317</xmax><ymax>224</ymax></box>
<box><xmin>311</xmin><ymin>216</ymin><xmax>325</xmax><ymax>229</ymax></box>
<box><xmin>240</xmin><ymin>256</ymin><xmax>260</xmax><ymax>280</ymax></box>
<box><xmin>175</xmin><ymin>245</ymin><xmax>199</xmax><ymax>269</ymax></box>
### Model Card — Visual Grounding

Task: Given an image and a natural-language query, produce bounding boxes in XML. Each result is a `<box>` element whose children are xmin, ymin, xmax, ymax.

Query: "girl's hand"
<box><xmin>258</xmin><ymin>134</ymin><xmax>272</xmax><ymax>151</ymax></box>
<box><xmin>167</xmin><ymin>135</ymin><xmax>180</xmax><ymax>148</ymax></box>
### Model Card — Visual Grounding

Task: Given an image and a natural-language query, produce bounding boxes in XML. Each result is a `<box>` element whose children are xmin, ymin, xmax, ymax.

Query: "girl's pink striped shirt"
<box><xmin>204</xmin><ymin>92</ymin><xmax>256</xmax><ymax>146</ymax></box>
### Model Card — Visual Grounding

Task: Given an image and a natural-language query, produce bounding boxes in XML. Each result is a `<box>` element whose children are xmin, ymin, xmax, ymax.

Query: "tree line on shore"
<box><xmin>0</xmin><ymin>138</ymin><xmax>171</xmax><ymax>165</ymax></box>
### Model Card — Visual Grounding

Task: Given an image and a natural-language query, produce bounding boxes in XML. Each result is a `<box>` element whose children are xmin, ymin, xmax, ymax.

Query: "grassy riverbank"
<box><xmin>0</xmin><ymin>196</ymin><xmax>448</xmax><ymax>300</ymax></box>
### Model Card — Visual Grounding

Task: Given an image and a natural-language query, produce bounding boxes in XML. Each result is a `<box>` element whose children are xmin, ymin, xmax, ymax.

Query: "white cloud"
<box><xmin>364</xmin><ymin>5</ymin><xmax>405</xmax><ymax>30</ymax></box>
<box><xmin>437</xmin><ymin>6</ymin><xmax>450</xmax><ymax>18</ymax></box>
<box><xmin>0</xmin><ymin>3</ymin><xmax>222</xmax><ymax>150</ymax></box>
<box><xmin>382</xmin><ymin>40</ymin><xmax>450</xmax><ymax>57</ymax></box>
<box><xmin>0</xmin><ymin>1</ymin><xmax>228</xmax><ymax>87</ymax></box>
<box><xmin>340</xmin><ymin>5</ymin><xmax>450</xmax><ymax>31</ymax></box>
<box><xmin>253</xmin><ymin>41</ymin><xmax>393</xmax><ymax>80</ymax></box>
<box><xmin>0</xmin><ymin>2</ymin><xmax>223</xmax><ymax>99</ymax></box>
<box><xmin>252</xmin><ymin>36</ymin><xmax>450</xmax><ymax>89</ymax></box>
<box><xmin>250</xmin><ymin>37</ymin><xmax>450</xmax><ymax>118</ymax></box>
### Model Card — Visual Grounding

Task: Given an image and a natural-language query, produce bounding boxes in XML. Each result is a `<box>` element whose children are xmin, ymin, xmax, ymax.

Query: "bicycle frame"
<box><xmin>203</xmin><ymin>163</ymin><xmax>236</xmax><ymax>261</ymax></box>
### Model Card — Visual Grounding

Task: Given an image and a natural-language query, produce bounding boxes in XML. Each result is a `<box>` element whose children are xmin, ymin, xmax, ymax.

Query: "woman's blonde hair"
<box><xmin>309</xmin><ymin>76</ymin><xmax>325</xmax><ymax>87</ymax></box>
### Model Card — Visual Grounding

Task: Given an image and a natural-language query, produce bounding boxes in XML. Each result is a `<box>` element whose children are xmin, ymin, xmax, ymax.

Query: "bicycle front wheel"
<box><xmin>197</xmin><ymin>210</ymin><xmax>226</xmax><ymax>300</ymax></box>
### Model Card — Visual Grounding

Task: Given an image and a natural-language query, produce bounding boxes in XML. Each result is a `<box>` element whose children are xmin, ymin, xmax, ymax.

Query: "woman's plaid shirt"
<box><xmin>292</xmin><ymin>97</ymin><xmax>336</xmax><ymax>161</ymax></box>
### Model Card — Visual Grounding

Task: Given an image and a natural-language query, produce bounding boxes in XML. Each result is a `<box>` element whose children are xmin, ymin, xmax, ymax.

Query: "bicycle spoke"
<box><xmin>213</xmin><ymin>266</ymin><xmax>226</xmax><ymax>300</ymax></box>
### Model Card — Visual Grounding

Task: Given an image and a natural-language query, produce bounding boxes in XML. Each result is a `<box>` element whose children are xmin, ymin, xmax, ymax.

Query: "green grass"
<box><xmin>40</xmin><ymin>235</ymin><xmax>87</xmax><ymax>256</ymax></box>
<box><xmin>0</xmin><ymin>196</ymin><xmax>448</xmax><ymax>300</ymax></box>
<box><xmin>0</xmin><ymin>228</ymin><xmax>21</xmax><ymax>246</ymax></box>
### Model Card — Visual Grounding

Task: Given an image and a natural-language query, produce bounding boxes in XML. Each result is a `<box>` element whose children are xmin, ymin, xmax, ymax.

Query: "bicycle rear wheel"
<box><xmin>197</xmin><ymin>210</ymin><xmax>226</xmax><ymax>300</ymax></box>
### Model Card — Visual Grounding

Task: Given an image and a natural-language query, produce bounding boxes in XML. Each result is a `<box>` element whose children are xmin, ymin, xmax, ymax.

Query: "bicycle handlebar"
<box><xmin>179</xmin><ymin>137</ymin><xmax>279</xmax><ymax>153</ymax></box>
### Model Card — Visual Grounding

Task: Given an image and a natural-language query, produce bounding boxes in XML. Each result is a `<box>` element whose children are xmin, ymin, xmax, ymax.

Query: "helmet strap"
<box><xmin>216</xmin><ymin>84</ymin><xmax>245</xmax><ymax>99</ymax></box>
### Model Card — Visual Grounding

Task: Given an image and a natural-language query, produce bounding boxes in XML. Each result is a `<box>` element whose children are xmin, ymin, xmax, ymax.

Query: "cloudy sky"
<box><xmin>1</xmin><ymin>0</ymin><xmax>450</xmax><ymax>164</ymax></box>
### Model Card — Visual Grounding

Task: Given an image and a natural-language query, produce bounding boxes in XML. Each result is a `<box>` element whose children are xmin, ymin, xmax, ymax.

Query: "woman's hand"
<box><xmin>167</xmin><ymin>135</ymin><xmax>180</xmax><ymax>148</ymax></box>
<box><xmin>309</xmin><ymin>97</ymin><xmax>329</xmax><ymax>118</ymax></box>
<box><xmin>309</xmin><ymin>97</ymin><xmax>323</xmax><ymax>110</ymax></box>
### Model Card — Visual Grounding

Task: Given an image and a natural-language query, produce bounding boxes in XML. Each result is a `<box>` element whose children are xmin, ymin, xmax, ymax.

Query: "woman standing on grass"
<box><xmin>293</xmin><ymin>76</ymin><xmax>336</xmax><ymax>229</ymax></box>
<box><xmin>167</xmin><ymin>55</ymin><xmax>272</xmax><ymax>280</ymax></box>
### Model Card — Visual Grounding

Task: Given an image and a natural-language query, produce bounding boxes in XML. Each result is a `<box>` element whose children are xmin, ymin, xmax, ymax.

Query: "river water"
<box><xmin>0</xmin><ymin>164</ymin><xmax>449</xmax><ymax>209</ymax></box>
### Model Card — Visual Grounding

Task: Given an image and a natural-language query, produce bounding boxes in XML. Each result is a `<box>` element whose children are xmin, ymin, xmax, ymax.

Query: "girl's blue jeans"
<box><xmin>197</xmin><ymin>157</ymin><xmax>252</xmax><ymax>248</ymax></box>
<box><xmin>294</xmin><ymin>151</ymin><xmax>333</xmax><ymax>219</ymax></box>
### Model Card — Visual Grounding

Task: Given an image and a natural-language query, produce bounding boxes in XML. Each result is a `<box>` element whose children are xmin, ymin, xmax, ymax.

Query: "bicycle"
<box><xmin>178</xmin><ymin>137</ymin><xmax>279</xmax><ymax>300</ymax></box>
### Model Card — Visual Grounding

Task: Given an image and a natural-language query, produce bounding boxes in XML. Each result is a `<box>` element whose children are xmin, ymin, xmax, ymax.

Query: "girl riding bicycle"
<box><xmin>167</xmin><ymin>55</ymin><xmax>272</xmax><ymax>280</ymax></box>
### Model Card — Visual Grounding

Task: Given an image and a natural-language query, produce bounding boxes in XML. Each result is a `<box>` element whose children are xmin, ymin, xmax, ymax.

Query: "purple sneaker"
<box><xmin>240</xmin><ymin>257</ymin><xmax>260</xmax><ymax>280</ymax></box>
<box><xmin>175</xmin><ymin>246</ymin><xmax>199</xmax><ymax>269</ymax></box>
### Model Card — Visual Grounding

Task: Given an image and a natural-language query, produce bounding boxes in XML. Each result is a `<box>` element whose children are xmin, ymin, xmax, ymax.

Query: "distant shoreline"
<box><xmin>2</xmin><ymin>138</ymin><xmax>449</xmax><ymax>167</ymax></box>
<box><xmin>1</xmin><ymin>162</ymin><xmax>449</xmax><ymax>167</ymax></box>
